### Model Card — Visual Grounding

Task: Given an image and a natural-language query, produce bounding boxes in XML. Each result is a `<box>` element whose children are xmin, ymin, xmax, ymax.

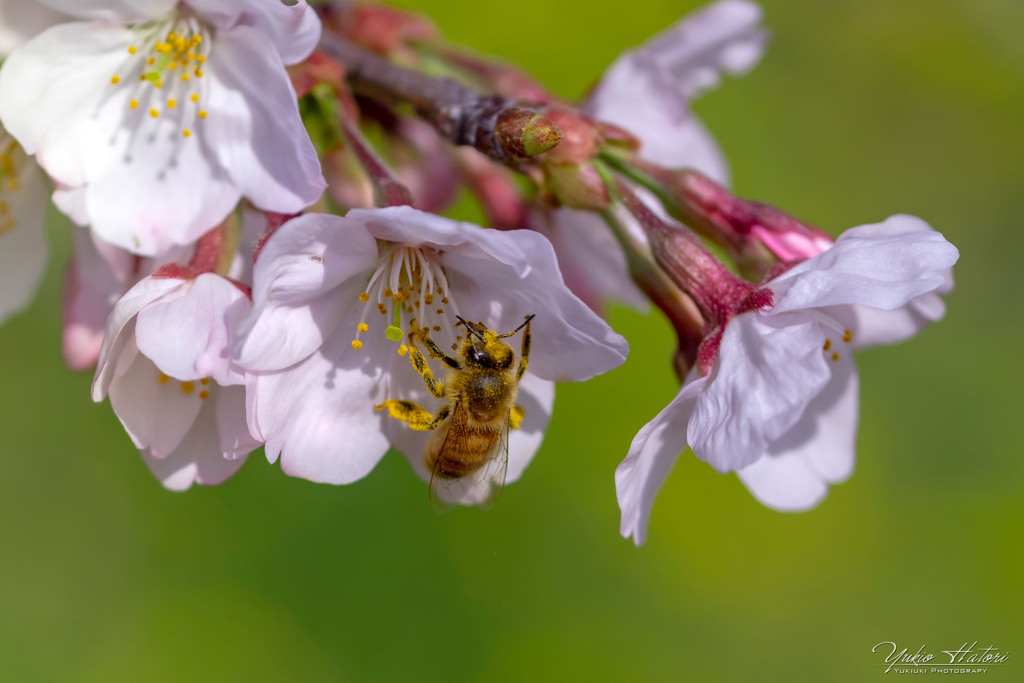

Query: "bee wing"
<box><xmin>428</xmin><ymin>409</ymin><xmax>511</xmax><ymax>511</ymax></box>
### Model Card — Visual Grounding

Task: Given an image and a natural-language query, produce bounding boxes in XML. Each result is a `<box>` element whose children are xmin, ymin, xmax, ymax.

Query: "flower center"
<box><xmin>350</xmin><ymin>245</ymin><xmax>461</xmax><ymax>355</ymax></box>
<box><xmin>109</xmin><ymin>12</ymin><xmax>212</xmax><ymax>138</ymax></box>
<box><xmin>0</xmin><ymin>133</ymin><xmax>28</xmax><ymax>236</ymax></box>
<box><xmin>157</xmin><ymin>372</ymin><xmax>213</xmax><ymax>400</ymax></box>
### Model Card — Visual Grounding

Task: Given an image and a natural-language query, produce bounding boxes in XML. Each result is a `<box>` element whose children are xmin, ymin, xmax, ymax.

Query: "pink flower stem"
<box><xmin>337</xmin><ymin>112</ymin><xmax>413</xmax><ymax>207</ymax></box>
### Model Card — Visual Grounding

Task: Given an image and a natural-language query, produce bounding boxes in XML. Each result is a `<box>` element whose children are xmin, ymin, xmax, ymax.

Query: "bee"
<box><xmin>375</xmin><ymin>314</ymin><xmax>534</xmax><ymax>507</ymax></box>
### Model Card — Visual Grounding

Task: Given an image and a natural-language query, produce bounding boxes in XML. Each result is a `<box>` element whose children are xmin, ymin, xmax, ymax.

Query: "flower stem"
<box><xmin>337</xmin><ymin>108</ymin><xmax>413</xmax><ymax>208</ymax></box>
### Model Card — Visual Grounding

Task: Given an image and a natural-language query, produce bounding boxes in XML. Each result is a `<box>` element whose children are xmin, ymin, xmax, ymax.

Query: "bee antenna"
<box><xmin>498</xmin><ymin>314</ymin><xmax>535</xmax><ymax>338</ymax></box>
<box><xmin>455</xmin><ymin>315</ymin><xmax>484</xmax><ymax>340</ymax></box>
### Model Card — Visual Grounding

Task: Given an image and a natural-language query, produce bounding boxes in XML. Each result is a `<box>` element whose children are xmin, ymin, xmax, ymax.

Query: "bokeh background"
<box><xmin>1</xmin><ymin>0</ymin><xmax>1022</xmax><ymax>680</ymax></box>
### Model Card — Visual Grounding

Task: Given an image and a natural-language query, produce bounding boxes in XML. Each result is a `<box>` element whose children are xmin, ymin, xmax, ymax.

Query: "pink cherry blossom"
<box><xmin>234</xmin><ymin>206</ymin><xmax>628</xmax><ymax>505</ymax></box>
<box><xmin>616</xmin><ymin>215</ymin><xmax>959</xmax><ymax>544</ymax></box>
<box><xmin>92</xmin><ymin>272</ymin><xmax>260</xmax><ymax>490</ymax></box>
<box><xmin>0</xmin><ymin>0</ymin><xmax>325</xmax><ymax>255</ymax></box>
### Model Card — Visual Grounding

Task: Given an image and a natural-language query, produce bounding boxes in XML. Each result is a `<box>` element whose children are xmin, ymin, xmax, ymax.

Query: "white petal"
<box><xmin>139</xmin><ymin>393</ymin><xmax>248</xmax><ymax>491</ymax></box>
<box><xmin>91</xmin><ymin>275</ymin><xmax>184</xmax><ymax>400</ymax></box>
<box><xmin>215</xmin><ymin>384</ymin><xmax>261</xmax><ymax>459</ymax></box>
<box><xmin>0</xmin><ymin>154</ymin><xmax>49</xmax><ymax>322</ymax></box>
<box><xmin>136</xmin><ymin>273</ymin><xmax>251</xmax><ymax>385</ymax></box>
<box><xmin>0</xmin><ymin>0</ymin><xmax>67</xmax><ymax>56</ymax></box>
<box><xmin>768</xmin><ymin>215</ymin><xmax>959</xmax><ymax>315</ymax></box>
<box><xmin>250</xmin><ymin>327</ymin><xmax>390</xmax><ymax>485</ymax></box>
<box><xmin>235</xmin><ymin>214</ymin><xmax>379</xmax><ymax>371</ymax></box>
<box><xmin>826</xmin><ymin>294</ymin><xmax>947</xmax><ymax>350</ymax></box>
<box><xmin>204</xmin><ymin>25</ymin><xmax>325</xmax><ymax>214</ymax></box>
<box><xmin>689</xmin><ymin>312</ymin><xmax>831</xmax><ymax>472</ymax></box>
<box><xmin>184</xmin><ymin>0</ymin><xmax>321</xmax><ymax>65</ymax></box>
<box><xmin>441</xmin><ymin>228</ymin><xmax>629</xmax><ymax>382</ymax></box>
<box><xmin>36</xmin><ymin>0</ymin><xmax>174</xmax><ymax>22</ymax></box>
<box><xmin>109</xmin><ymin>346</ymin><xmax>204</xmax><ymax>457</ymax></box>
<box><xmin>616</xmin><ymin>375</ymin><xmax>706</xmax><ymax>545</ymax></box>
<box><xmin>737</xmin><ymin>352</ymin><xmax>859</xmax><ymax>510</ymax></box>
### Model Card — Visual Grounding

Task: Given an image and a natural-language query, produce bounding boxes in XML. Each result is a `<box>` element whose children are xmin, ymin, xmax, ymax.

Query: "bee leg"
<box><xmin>375</xmin><ymin>401</ymin><xmax>451</xmax><ymax>431</ymax></box>
<box><xmin>515</xmin><ymin>317</ymin><xmax>532</xmax><ymax>381</ymax></box>
<box><xmin>407</xmin><ymin>335</ymin><xmax>446</xmax><ymax>399</ymax></box>
<box><xmin>419</xmin><ymin>333</ymin><xmax>461</xmax><ymax>370</ymax></box>
<box><xmin>510</xmin><ymin>405</ymin><xmax>525</xmax><ymax>430</ymax></box>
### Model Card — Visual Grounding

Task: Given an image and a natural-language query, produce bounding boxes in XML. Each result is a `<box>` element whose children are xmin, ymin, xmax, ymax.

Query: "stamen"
<box><xmin>181</xmin><ymin>381</ymin><xmax>195</xmax><ymax>394</ymax></box>
<box><xmin>823</xmin><ymin>339</ymin><xmax>832</xmax><ymax>351</ymax></box>
<box><xmin>842</xmin><ymin>329</ymin><xmax>852</xmax><ymax>343</ymax></box>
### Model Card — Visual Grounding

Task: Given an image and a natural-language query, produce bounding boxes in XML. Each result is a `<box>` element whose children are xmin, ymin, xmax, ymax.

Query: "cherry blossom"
<box><xmin>92</xmin><ymin>272</ymin><xmax>260</xmax><ymax>490</ymax></box>
<box><xmin>0</xmin><ymin>0</ymin><xmax>325</xmax><ymax>255</ymax></box>
<box><xmin>0</xmin><ymin>0</ymin><xmax>66</xmax><ymax>56</ymax></box>
<box><xmin>0</xmin><ymin>127</ymin><xmax>50</xmax><ymax>324</ymax></box>
<box><xmin>234</xmin><ymin>206</ymin><xmax>628</xmax><ymax>505</ymax></box>
<box><xmin>616</xmin><ymin>215</ymin><xmax>959</xmax><ymax>544</ymax></box>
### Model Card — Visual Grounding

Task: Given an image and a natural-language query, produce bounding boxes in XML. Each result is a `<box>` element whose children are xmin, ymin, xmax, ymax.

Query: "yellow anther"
<box><xmin>424</xmin><ymin>293</ymin><xmax>434</xmax><ymax>304</ymax></box>
<box><xmin>128</xmin><ymin>46</ymin><xmax>137</xmax><ymax>55</ymax></box>
<box><xmin>351</xmin><ymin>340</ymin><xmax>363</xmax><ymax>350</ymax></box>
<box><xmin>398</xmin><ymin>345</ymin><xmax>409</xmax><ymax>357</ymax></box>
<box><xmin>174</xmin><ymin>38</ymin><xmax>186</xmax><ymax>52</ymax></box>
<box><xmin>357</xmin><ymin>323</ymin><xmax>369</xmax><ymax>333</ymax></box>
<box><xmin>167</xmin><ymin>31</ymin><xmax>178</xmax><ymax>40</ymax></box>
<box><xmin>432</xmin><ymin>325</ymin><xmax>441</xmax><ymax>332</ymax></box>
<box><xmin>435</xmin><ymin>308</ymin><xmax>444</xmax><ymax>315</ymax></box>
<box><xmin>358</xmin><ymin>292</ymin><xmax>370</xmax><ymax>302</ymax></box>
<box><xmin>405</xmin><ymin>306</ymin><xmax>413</xmax><ymax>314</ymax></box>
<box><xmin>823</xmin><ymin>338</ymin><xmax>832</xmax><ymax>351</ymax></box>
<box><xmin>842</xmin><ymin>329</ymin><xmax>852</xmax><ymax>343</ymax></box>
<box><xmin>200</xmin><ymin>378</ymin><xmax>210</xmax><ymax>386</ymax></box>
<box><xmin>199</xmin><ymin>390</ymin><xmax>210</xmax><ymax>400</ymax></box>
<box><xmin>158</xmin><ymin>372</ymin><xmax>170</xmax><ymax>384</ymax></box>
<box><xmin>154</xmin><ymin>80</ymin><xmax>163</xmax><ymax>88</ymax></box>
<box><xmin>110</xmin><ymin>75</ymin><xmax>120</xmax><ymax>85</ymax></box>
<box><xmin>190</xmin><ymin>93</ymin><xmax>199</xmax><ymax>103</ymax></box>
<box><xmin>181</xmin><ymin>381</ymin><xmax>195</xmax><ymax>394</ymax></box>
<box><xmin>182</xmin><ymin>129</ymin><xmax>192</xmax><ymax>137</ymax></box>
<box><xmin>181</xmin><ymin>73</ymin><xmax>191</xmax><ymax>82</ymax></box>
<box><xmin>167</xmin><ymin>98</ymin><xmax>177</xmax><ymax>108</ymax></box>
<box><xmin>187</xmin><ymin>51</ymin><xmax>196</xmax><ymax>60</ymax></box>
<box><xmin>197</xmin><ymin>110</ymin><xmax>207</xmax><ymax>119</ymax></box>
<box><xmin>149</xmin><ymin>109</ymin><xmax>159</xmax><ymax>118</ymax></box>
<box><xmin>383</xmin><ymin>288</ymin><xmax>393</xmax><ymax>298</ymax></box>
<box><xmin>197</xmin><ymin>54</ymin><xmax>206</xmax><ymax>63</ymax></box>
<box><xmin>377</xmin><ymin>304</ymin><xmax>388</xmax><ymax>315</ymax></box>
<box><xmin>129</xmin><ymin>99</ymin><xmax>139</xmax><ymax>110</ymax></box>
<box><xmin>192</xmin><ymin>35</ymin><xmax>202</xmax><ymax>45</ymax></box>
<box><xmin>441</xmin><ymin>297</ymin><xmax>449</xmax><ymax>305</ymax></box>
<box><xmin>195</xmin><ymin>69</ymin><xmax>203</xmax><ymax>78</ymax></box>
<box><xmin>147</xmin><ymin>57</ymin><xmax>156</xmax><ymax>66</ymax></box>
<box><xmin>156</xmin><ymin>42</ymin><xmax>171</xmax><ymax>54</ymax></box>
<box><xmin>451</xmin><ymin>343</ymin><xmax>458</xmax><ymax>351</ymax></box>
<box><xmin>831</xmin><ymin>352</ymin><xmax>839</xmax><ymax>362</ymax></box>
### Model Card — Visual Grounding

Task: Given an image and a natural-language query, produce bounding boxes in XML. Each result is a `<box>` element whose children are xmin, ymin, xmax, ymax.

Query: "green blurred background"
<box><xmin>2</xmin><ymin>0</ymin><xmax>1022</xmax><ymax>680</ymax></box>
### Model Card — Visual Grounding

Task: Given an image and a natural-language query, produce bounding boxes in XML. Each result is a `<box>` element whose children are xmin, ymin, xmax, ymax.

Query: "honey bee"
<box><xmin>376</xmin><ymin>314</ymin><xmax>534</xmax><ymax>507</ymax></box>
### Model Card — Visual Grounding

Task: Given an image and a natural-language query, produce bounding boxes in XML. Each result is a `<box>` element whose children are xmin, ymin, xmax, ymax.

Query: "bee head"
<box><xmin>457</xmin><ymin>318</ymin><xmax>515</xmax><ymax>371</ymax></box>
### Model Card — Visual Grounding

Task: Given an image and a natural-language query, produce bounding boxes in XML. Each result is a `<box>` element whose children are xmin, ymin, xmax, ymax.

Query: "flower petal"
<box><xmin>689</xmin><ymin>311</ymin><xmax>831</xmax><ymax>472</ymax></box>
<box><xmin>216</xmin><ymin>384</ymin><xmax>261</xmax><ymax>459</ymax></box>
<box><xmin>204</xmin><ymin>24</ymin><xmax>325</xmax><ymax>215</ymax></box>
<box><xmin>36</xmin><ymin>0</ymin><xmax>174</xmax><ymax>22</ymax></box>
<box><xmin>768</xmin><ymin>215</ymin><xmax>959</xmax><ymax>315</ymax></box>
<box><xmin>234</xmin><ymin>214</ymin><xmax>379</xmax><ymax>371</ymax></box>
<box><xmin>183</xmin><ymin>0</ymin><xmax>321</xmax><ymax>65</ymax></box>
<box><xmin>135</xmin><ymin>273</ymin><xmax>251</xmax><ymax>385</ymax></box>
<box><xmin>616</xmin><ymin>375</ymin><xmax>706</xmax><ymax>545</ymax></box>
<box><xmin>737</xmin><ymin>351</ymin><xmax>859</xmax><ymax>510</ymax></box>
<box><xmin>249</xmin><ymin>325</ymin><xmax>390</xmax><ymax>485</ymax></box>
<box><xmin>91</xmin><ymin>275</ymin><xmax>183</xmax><ymax>400</ymax></box>
<box><xmin>441</xmin><ymin>228</ymin><xmax>629</xmax><ymax>382</ymax></box>
<box><xmin>139</xmin><ymin>393</ymin><xmax>248</xmax><ymax>491</ymax></box>
<box><xmin>0</xmin><ymin>0</ymin><xmax>68</xmax><ymax>56</ymax></box>
<box><xmin>0</xmin><ymin>155</ymin><xmax>49</xmax><ymax>323</ymax></box>
<box><xmin>109</xmin><ymin>347</ymin><xmax>204</xmax><ymax>457</ymax></box>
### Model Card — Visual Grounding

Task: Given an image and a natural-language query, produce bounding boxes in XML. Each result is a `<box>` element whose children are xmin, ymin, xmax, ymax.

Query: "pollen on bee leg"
<box><xmin>398</xmin><ymin>345</ymin><xmax>409</xmax><ymax>357</ymax></box>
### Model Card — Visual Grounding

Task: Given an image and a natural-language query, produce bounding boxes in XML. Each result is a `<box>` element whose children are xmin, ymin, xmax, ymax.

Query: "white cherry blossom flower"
<box><xmin>0</xmin><ymin>0</ymin><xmax>325</xmax><ymax>255</ymax></box>
<box><xmin>0</xmin><ymin>127</ymin><xmax>50</xmax><ymax>324</ymax></box>
<box><xmin>92</xmin><ymin>272</ymin><xmax>260</xmax><ymax>490</ymax></box>
<box><xmin>234</xmin><ymin>207</ymin><xmax>628</xmax><ymax>505</ymax></box>
<box><xmin>616</xmin><ymin>215</ymin><xmax>959</xmax><ymax>544</ymax></box>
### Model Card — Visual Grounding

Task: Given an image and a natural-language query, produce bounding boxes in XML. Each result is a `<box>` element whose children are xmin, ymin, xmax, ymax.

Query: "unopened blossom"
<box><xmin>234</xmin><ymin>206</ymin><xmax>628</xmax><ymax>505</ymax></box>
<box><xmin>0</xmin><ymin>126</ymin><xmax>50</xmax><ymax>324</ymax></box>
<box><xmin>0</xmin><ymin>0</ymin><xmax>325</xmax><ymax>255</ymax></box>
<box><xmin>536</xmin><ymin>0</ymin><xmax>768</xmax><ymax>313</ymax></box>
<box><xmin>616</xmin><ymin>215</ymin><xmax>959</xmax><ymax>544</ymax></box>
<box><xmin>92</xmin><ymin>273</ymin><xmax>260</xmax><ymax>490</ymax></box>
